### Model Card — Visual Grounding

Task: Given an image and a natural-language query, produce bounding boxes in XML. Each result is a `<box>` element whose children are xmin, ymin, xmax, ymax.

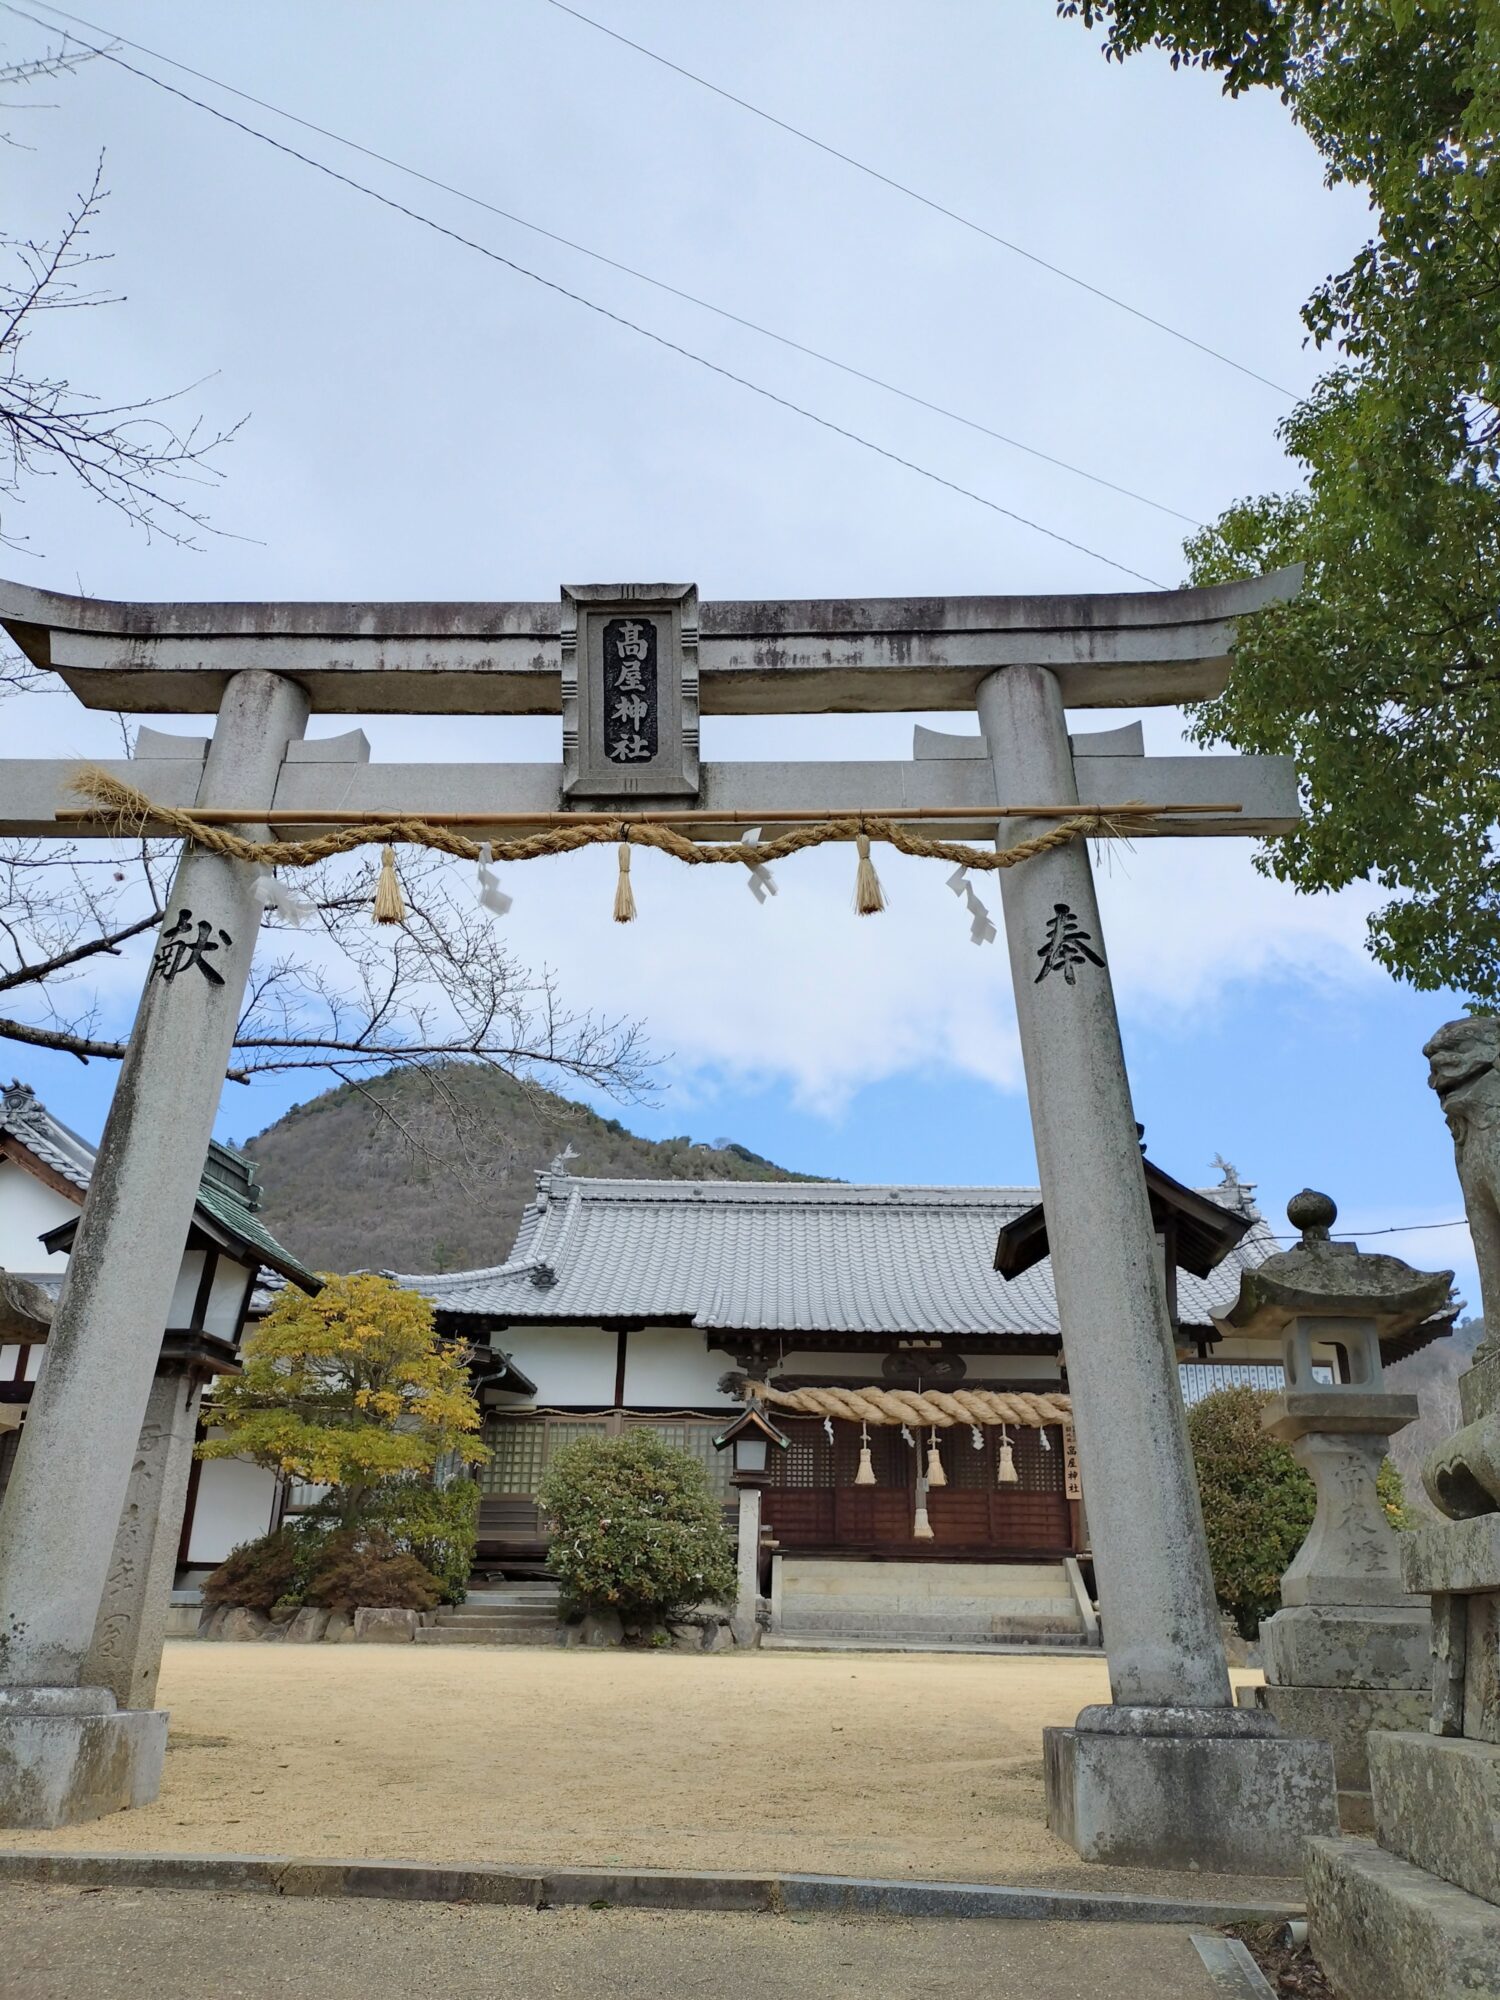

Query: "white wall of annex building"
<box><xmin>186</xmin><ymin>1443</ymin><xmax>280</xmax><ymax>1566</ymax></box>
<box><xmin>0</xmin><ymin>1159</ymin><xmax>75</xmax><ymax>1272</ymax></box>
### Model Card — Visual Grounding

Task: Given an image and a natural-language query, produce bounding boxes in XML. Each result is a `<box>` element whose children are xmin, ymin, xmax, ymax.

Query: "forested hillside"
<box><xmin>240</xmin><ymin>1064</ymin><xmax>824</xmax><ymax>1276</ymax></box>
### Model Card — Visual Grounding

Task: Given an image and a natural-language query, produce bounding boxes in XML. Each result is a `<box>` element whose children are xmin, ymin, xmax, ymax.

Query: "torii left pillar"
<box><xmin>0</xmin><ymin>671</ymin><xmax>308</xmax><ymax>1826</ymax></box>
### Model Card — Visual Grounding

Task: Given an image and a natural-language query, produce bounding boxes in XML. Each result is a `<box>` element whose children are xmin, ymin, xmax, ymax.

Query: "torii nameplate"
<box><xmin>560</xmin><ymin>583</ymin><xmax>699</xmax><ymax>801</ymax></box>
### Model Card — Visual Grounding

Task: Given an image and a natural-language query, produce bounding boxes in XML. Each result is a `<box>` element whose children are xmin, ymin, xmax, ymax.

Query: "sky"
<box><xmin>0</xmin><ymin>0</ymin><xmax>1479</xmax><ymax>1304</ymax></box>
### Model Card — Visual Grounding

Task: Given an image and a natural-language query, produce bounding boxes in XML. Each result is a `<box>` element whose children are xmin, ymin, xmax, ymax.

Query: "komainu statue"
<box><xmin>1424</xmin><ymin>1017</ymin><xmax>1500</xmax><ymax>1514</ymax></box>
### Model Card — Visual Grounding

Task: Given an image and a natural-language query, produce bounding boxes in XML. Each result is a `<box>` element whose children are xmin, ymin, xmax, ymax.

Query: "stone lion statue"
<box><xmin>1426</xmin><ymin>1018</ymin><xmax>1500</xmax><ymax>1358</ymax></box>
<box><xmin>1425</xmin><ymin>1019</ymin><xmax>1500</xmax><ymax>1517</ymax></box>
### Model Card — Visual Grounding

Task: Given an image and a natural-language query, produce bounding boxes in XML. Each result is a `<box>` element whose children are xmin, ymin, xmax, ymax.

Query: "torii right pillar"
<box><xmin>980</xmin><ymin>663</ymin><xmax>1338</xmax><ymax>1875</ymax></box>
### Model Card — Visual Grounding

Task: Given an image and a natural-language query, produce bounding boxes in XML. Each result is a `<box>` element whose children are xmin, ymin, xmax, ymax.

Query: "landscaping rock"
<box><xmin>579</xmin><ymin>1611</ymin><xmax>624</xmax><ymax>1648</ymax></box>
<box><xmin>353</xmin><ymin>1608</ymin><xmax>419</xmax><ymax>1644</ymax></box>
<box><xmin>268</xmin><ymin>1603</ymin><xmax>298</xmax><ymax>1626</ymax></box>
<box><xmin>284</xmin><ymin>1608</ymin><xmax>330</xmax><ymax>1644</ymax></box>
<box><xmin>322</xmin><ymin>1610</ymin><xmax>354</xmax><ymax>1644</ymax></box>
<box><xmin>219</xmin><ymin>1608</ymin><xmax>274</xmax><ymax>1643</ymax></box>
<box><xmin>667</xmin><ymin>1623</ymin><xmax>700</xmax><ymax>1652</ymax></box>
<box><xmin>700</xmin><ymin>1619</ymin><xmax>732</xmax><ymax>1652</ymax></box>
<box><xmin>196</xmin><ymin>1606</ymin><xmax>229</xmax><ymax>1641</ymax></box>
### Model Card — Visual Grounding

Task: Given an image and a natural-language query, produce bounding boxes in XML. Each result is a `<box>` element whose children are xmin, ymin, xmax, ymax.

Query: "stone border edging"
<box><xmin>0</xmin><ymin>1849</ymin><xmax>1300</xmax><ymax>1925</ymax></box>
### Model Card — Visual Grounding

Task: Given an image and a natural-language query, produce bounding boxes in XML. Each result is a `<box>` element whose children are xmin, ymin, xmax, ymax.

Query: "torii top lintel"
<box><xmin>0</xmin><ymin>568</ymin><xmax>1300</xmax><ymax>718</ymax></box>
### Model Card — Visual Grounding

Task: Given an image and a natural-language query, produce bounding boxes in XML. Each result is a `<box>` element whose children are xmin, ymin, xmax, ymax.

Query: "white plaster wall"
<box><xmin>0</xmin><ymin>1159</ymin><xmax>76</xmax><ymax>1271</ymax></box>
<box><xmin>623</xmin><ymin>1328</ymin><xmax>736</xmax><ymax>1406</ymax></box>
<box><xmin>186</xmin><ymin>1443</ymin><xmax>279</xmax><ymax>1565</ymax></box>
<box><xmin>495</xmin><ymin>1325</ymin><xmax>618</xmax><ymax>1405</ymax></box>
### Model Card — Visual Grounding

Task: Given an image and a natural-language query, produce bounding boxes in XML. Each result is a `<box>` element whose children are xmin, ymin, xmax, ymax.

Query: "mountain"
<box><xmin>1387</xmin><ymin>1315</ymin><xmax>1486</xmax><ymax>1517</ymax></box>
<box><xmin>239</xmin><ymin>1064</ymin><xmax>826</xmax><ymax>1276</ymax></box>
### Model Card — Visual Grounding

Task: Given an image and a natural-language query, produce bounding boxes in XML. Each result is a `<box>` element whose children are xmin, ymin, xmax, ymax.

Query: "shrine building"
<box><xmin>386</xmin><ymin>1153</ymin><xmax>1445</xmax><ymax>1637</ymax></box>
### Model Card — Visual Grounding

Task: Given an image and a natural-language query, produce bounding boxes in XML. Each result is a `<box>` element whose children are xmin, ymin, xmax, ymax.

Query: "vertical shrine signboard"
<box><xmin>561</xmin><ymin>583</ymin><xmax>700</xmax><ymax>801</ymax></box>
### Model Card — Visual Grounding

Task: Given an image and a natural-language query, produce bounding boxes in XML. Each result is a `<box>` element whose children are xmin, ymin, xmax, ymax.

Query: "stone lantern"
<box><xmin>713</xmin><ymin>1402</ymin><xmax>788</xmax><ymax>1645</ymax></box>
<box><xmin>1223</xmin><ymin>1188</ymin><xmax>1457</xmax><ymax>1829</ymax></box>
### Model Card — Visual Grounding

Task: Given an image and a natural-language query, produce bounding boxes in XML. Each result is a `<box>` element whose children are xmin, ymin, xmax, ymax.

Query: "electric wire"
<box><xmin>544</xmin><ymin>0</ymin><xmax>1295</xmax><ymax>398</ymax></box>
<box><xmin>19</xmin><ymin>0</ymin><xmax>1200</xmax><ymax>528</ymax></box>
<box><xmin>2</xmin><ymin>1</ymin><xmax>1168</xmax><ymax>588</ymax></box>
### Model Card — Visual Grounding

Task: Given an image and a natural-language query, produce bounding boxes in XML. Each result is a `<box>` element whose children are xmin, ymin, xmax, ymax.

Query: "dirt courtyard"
<box><xmin>1</xmin><ymin>1643</ymin><xmax>1269</xmax><ymax>1893</ymax></box>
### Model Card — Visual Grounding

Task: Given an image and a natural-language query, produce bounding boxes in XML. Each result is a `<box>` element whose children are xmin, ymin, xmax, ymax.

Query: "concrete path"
<box><xmin>0</xmin><ymin>1882</ymin><xmax>1239</xmax><ymax>1999</ymax></box>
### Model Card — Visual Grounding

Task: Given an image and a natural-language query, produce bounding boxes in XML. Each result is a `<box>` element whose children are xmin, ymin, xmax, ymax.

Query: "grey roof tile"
<box><xmin>389</xmin><ymin>1173</ymin><xmax>1274</xmax><ymax>1339</ymax></box>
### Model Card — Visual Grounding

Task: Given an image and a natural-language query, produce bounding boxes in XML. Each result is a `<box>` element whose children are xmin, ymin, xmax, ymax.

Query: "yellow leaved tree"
<box><xmin>199</xmin><ymin>1272</ymin><xmax>486</xmax><ymax>1518</ymax></box>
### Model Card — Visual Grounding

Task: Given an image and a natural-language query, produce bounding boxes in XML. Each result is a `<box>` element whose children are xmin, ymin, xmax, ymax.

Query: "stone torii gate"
<box><xmin>0</xmin><ymin>570</ymin><xmax>1337</xmax><ymax>1867</ymax></box>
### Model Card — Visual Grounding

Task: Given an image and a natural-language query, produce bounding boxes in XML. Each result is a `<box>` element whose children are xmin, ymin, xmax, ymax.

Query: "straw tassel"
<box><xmin>996</xmin><ymin>1424</ymin><xmax>1019</xmax><ymax>1486</ymax></box>
<box><xmin>852</xmin><ymin>830</ymin><xmax>886</xmax><ymax>915</ymax></box>
<box><xmin>854</xmin><ymin>1422</ymin><xmax>876</xmax><ymax>1487</ymax></box>
<box><xmin>912</xmin><ymin>1502</ymin><xmax>934</xmax><ymax>1541</ymax></box>
<box><xmin>613</xmin><ymin>841</ymin><xmax>637</xmax><ymax>924</ymax></box>
<box><xmin>373</xmin><ymin>845</ymin><xmax>405</xmax><ymax>924</ymax></box>
<box><xmin>925</xmin><ymin>1429</ymin><xmax>947</xmax><ymax>1488</ymax></box>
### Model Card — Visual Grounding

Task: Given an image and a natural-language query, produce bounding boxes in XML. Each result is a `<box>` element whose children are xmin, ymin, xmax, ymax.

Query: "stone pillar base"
<box><xmin>1237</xmin><ymin>1682</ymin><xmax>1432</xmax><ymax>1833</ymax></box>
<box><xmin>0</xmin><ymin>1687</ymin><xmax>166</xmax><ymax>1828</ymax></box>
<box><xmin>1043</xmin><ymin>1706</ymin><xmax>1338</xmax><ymax>1875</ymax></box>
<box><xmin>1307</xmin><ymin>1836</ymin><xmax>1500</xmax><ymax>2000</ymax></box>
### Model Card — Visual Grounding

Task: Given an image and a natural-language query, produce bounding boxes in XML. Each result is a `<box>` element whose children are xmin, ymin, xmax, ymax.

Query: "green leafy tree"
<box><xmin>1060</xmin><ymin>1</ymin><xmax>1500</xmax><ymax>999</ymax></box>
<box><xmin>538</xmin><ymin>1431</ymin><xmax>736</xmax><ymax>1624</ymax></box>
<box><xmin>199</xmin><ymin>1272</ymin><xmax>486</xmax><ymax>1519</ymax></box>
<box><xmin>1187</xmin><ymin>1386</ymin><xmax>1317</xmax><ymax>1636</ymax></box>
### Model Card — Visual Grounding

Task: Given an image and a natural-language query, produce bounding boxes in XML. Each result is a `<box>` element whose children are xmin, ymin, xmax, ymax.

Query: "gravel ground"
<box><xmin>0</xmin><ymin>1883</ymin><xmax>1233</xmax><ymax>2000</ymax></box>
<box><xmin>0</xmin><ymin>1643</ymin><xmax>1273</xmax><ymax>1902</ymax></box>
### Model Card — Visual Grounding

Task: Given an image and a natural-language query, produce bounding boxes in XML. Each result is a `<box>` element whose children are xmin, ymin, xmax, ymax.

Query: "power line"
<box><xmin>1268</xmin><ymin>1220</ymin><xmax>1469</xmax><ymax>1240</ymax></box>
<box><xmin>23</xmin><ymin>0</ymin><xmax>1198</xmax><ymax>529</ymax></box>
<box><xmin>544</xmin><ymin>0</ymin><xmax>1296</xmax><ymax>400</ymax></box>
<box><xmin>3</xmin><ymin>2</ymin><xmax>1167</xmax><ymax>586</ymax></box>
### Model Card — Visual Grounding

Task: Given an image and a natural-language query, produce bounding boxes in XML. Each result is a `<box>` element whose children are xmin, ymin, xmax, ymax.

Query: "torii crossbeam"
<box><xmin>0</xmin><ymin>569</ymin><xmax>1337</xmax><ymax>1870</ymax></box>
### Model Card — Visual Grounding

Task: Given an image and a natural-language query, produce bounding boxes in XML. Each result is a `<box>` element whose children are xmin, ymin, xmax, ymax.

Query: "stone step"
<box><xmin>414</xmin><ymin>1626</ymin><xmax>558</xmax><ymax>1647</ymax></box>
<box><xmin>440</xmin><ymin>1604</ymin><xmax>558</xmax><ymax>1621</ymax></box>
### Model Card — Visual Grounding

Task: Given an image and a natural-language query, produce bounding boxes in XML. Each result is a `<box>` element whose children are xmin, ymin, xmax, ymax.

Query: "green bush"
<box><xmin>538</xmin><ymin>1431</ymin><xmax>736</xmax><ymax>1622</ymax></box>
<box><xmin>363</xmin><ymin>1476</ymin><xmax>479</xmax><ymax>1605</ymax></box>
<box><xmin>1187</xmin><ymin>1387</ymin><xmax>1316</xmax><ymax>1639</ymax></box>
<box><xmin>305</xmin><ymin>1525</ymin><xmax>441</xmax><ymax>1613</ymax></box>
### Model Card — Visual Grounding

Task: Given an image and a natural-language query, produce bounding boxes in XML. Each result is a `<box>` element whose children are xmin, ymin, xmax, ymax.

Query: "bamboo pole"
<box><xmin>54</xmin><ymin>801</ymin><xmax>1242</xmax><ymax>828</ymax></box>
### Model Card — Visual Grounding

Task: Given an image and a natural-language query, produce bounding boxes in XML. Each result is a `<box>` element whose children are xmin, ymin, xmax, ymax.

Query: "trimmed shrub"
<box><xmin>305</xmin><ymin>1525</ymin><xmax>441</xmax><ymax>1613</ymax></box>
<box><xmin>363</xmin><ymin>1476</ymin><xmax>479</xmax><ymax>1605</ymax></box>
<box><xmin>202</xmin><ymin>1522</ymin><xmax>320</xmax><ymax>1612</ymax></box>
<box><xmin>539</xmin><ymin>1430</ymin><xmax>736</xmax><ymax>1623</ymax></box>
<box><xmin>1187</xmin><ymin>1386</ymin><xmax>1316</xmax><ymax>1639</ymax></box>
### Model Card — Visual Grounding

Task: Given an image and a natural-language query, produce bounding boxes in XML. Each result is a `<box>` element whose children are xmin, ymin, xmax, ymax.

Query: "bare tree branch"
<box><xmin>1</xmin><ymin>40</ymin><xmax>239</xmax><ymax>549</ymax></box>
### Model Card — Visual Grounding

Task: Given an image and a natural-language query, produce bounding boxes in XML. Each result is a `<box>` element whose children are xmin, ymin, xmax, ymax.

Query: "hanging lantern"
<box><xmin>854</xmin><ymin>1421</ymin><xmax>877</xmax><ymax>1487</ymax></box>
<box><xmin>912</xmin><ymin>1502</ymin><xmax>934</xmax><ymax>1541</ymax></box>
<box><xmin>925</xmin><ymin>1428</ymin><xmax>947</xmax><ymax>1488</ymax></box>
<box><xmin>997</xmin><ymin>1424</ymin><xmax>1019</xmax><ymax>1486</ymax></box>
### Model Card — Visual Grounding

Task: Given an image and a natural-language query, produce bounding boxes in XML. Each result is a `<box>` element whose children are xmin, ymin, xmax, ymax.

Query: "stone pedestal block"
<box><xmin>1405</xmin><ymin>1510</ymin><xmax>1500</xmax><ymax>1595</ymax></box>
<box><xmin>1307</xmin><ymin>1836</ymin><xmax>1500</xmax><ymax>2000</ymax></box>
<box><xmin>1260</xmin><ymin>1602</ymin><xmax>1432</xmax><ymax>1690</ymax></box>
<box><xmin>1043</xmin><ymin>1709</ymin><xmax>1338</xmax><ymax>1875</ymax></box>
<box><xmin>1369</xmin><ymin>1730</ymin><xmax>1500</xmax><ymax>1906</ymax></box>
<box><xmin>352</xmin><ymin>1609</ymin><xmax>418</xmax><ymax>1643</ymax></box>
<box><xmin>0</xmin><ymin>1687</ymin><xmax>166</xmax><ymax>1829</ymax></box>
<box><xmin>1237</xmin><ymin>1681</ymin><xmax>1430</xmax><ymax>1831</ymax></box>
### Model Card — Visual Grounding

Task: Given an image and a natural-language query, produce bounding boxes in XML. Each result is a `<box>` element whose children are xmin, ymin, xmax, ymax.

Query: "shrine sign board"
<box><xmin>561</xmin><ymin>583</ymin><xmax>699</xmax><ymax>801</ymax></box>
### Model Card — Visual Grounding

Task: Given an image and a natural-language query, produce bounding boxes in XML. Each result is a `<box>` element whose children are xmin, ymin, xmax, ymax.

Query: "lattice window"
<box><xmin>1178</xmin><ymin>1362</ymin><xmax>1332</xmax><ymax>1405</ymax></box>
<box><xmin>479</xmin><ymin>1418</ymin><xmax>547</xmax><ymax>1495</ymax></box>
<box><xmin>626</xmin><ymin>1418</ymin><xmax>733</xmax><ymax>1501</ymax></box>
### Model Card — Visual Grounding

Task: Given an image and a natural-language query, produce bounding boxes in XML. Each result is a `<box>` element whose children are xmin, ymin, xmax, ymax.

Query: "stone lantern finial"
<box><xmin>1287</xmin><ymin>1188</ymin><xmax>1337</xmax><ymax>1242</ymax></box>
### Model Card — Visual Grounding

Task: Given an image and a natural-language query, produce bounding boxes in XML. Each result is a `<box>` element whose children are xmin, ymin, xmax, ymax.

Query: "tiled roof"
<box><xmin>1</xmin><ymin>1081</ymin><xmax>94</xmax><ymax>1191</ymax></box>
<box><xmin>389</xmin><ymin>1173</ymin><xmax>1276</xmax><ymax>1339</ymax></box>
<box><xmin>3</xmin><ymin>1079</ymin><xmax>316</xmax><ymax>1292</ymax></box>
